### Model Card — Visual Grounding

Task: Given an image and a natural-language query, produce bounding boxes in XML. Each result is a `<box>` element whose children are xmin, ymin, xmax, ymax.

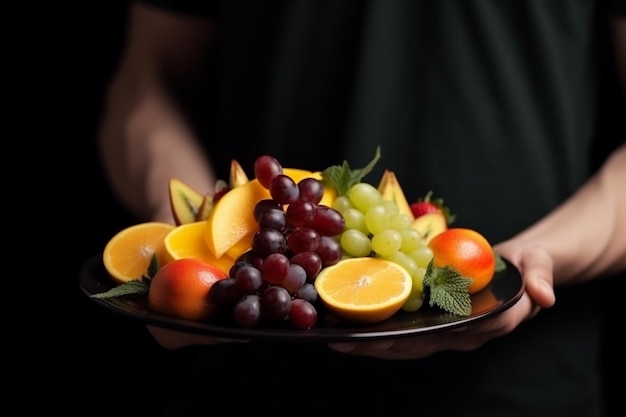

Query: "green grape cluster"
<box><xmin>332</xmin><ymin>182</ymin><xmax>434</xmax><ymax>312</ymax></box>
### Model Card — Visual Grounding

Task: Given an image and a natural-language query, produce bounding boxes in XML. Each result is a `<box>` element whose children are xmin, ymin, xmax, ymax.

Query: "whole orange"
<box><xmin>427</xmin><ymin>228</ymin><xmax>496</xmax><ymax>294</ymax></box>
<box><xmin>148</xmin><ymin>258</ymin><xmax>228</xmax><ymax>321</ymax></box>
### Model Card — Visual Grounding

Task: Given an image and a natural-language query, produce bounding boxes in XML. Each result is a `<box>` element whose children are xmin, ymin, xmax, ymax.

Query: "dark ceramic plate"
<box><xmin>79</xmin><ymin>253</ymin><xmax>524</xmax><ymax>342</ymax></box>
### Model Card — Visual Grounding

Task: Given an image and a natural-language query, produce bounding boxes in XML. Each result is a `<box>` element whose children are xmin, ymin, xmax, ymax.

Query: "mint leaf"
<box><xmin>423</xmin><ymin>262</ymin><xmax>472</xmax><ymax>316</ymax></box>
<box><xmin>322</xmin><ymin>146</ymin><xmax>381</xmax><ymax>196</ymax></box>
<box><xmin>91</xmin><ymin>254</ymin><xmax>159</xmax><ymax>300</ymax></box>
<box><xmin>90</xmin><ymin>279</ymin><xmax>149</xmax><ymax>299</ymax></box>
<box><xmin>322</xmin><ymin>161</ymin><xmax>353</xmax><ymax>197</ymax></box>
<box><xmin>146</xmin><ymin>254</ymin><xmax>161</xmax><ymax>281</ymax></box>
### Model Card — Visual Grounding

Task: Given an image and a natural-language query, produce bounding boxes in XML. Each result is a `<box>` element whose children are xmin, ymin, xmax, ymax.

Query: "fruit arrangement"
<box><xmin>93</xmin><ymin>147</ymin><xmax>503</xmax><ymax>330</ymax></box>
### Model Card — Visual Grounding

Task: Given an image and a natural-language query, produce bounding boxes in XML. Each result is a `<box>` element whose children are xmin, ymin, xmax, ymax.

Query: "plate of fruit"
<box><xmin>80</xmin><ymin>148</ymin><xmax>524</xmax><ymax>342</ymax></box>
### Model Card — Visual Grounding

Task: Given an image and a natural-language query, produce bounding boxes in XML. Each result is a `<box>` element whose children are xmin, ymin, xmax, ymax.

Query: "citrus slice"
<box><xmin>164</xmin><ymin>221</ymin><xmax>236</xmax><ymax>275</ymax></box>
<box><xmin>102</xmin><ymin>222</ymin><xmax>176</xmax><ymax>284</ymax></box>
<box><xmin>314</xmin><ymin>257</ymin><xmax>412</xmax><ymax>324</ymax></box>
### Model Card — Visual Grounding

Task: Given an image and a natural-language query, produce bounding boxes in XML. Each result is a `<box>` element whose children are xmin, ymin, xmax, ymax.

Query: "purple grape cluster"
<box><xmin>209</xmin><ymin>155</ymin><xmax>345</xmax><ymax>329</ymax></box>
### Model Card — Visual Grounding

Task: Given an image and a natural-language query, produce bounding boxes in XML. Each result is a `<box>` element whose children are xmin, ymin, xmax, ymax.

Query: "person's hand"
<box><xmin>327</xmin><ymin>240</ymin><xmax>556</xmax><ymax>360</ymax></box>
<box><xmin>147</xmin><ymin>326</ymin><xmax>248</xmax><ymax>349</ymax></box>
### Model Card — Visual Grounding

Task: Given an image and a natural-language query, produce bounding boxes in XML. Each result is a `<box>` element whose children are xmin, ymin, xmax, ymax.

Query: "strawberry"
<box><xmin>410</xmin><ymin>201</ymin><xmax>440</xmax><ymax>218</ymax></box>
<box><xmin>410</xmin><ymin>191</ymin><xmax>456</xmax><ymax>224</ymax></box>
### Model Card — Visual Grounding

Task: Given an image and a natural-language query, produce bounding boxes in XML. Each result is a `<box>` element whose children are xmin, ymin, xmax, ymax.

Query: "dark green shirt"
<box><xmin>141</xmin><ymin>1</ymin><xmax>624</xmax><ymax>415</ymax></box>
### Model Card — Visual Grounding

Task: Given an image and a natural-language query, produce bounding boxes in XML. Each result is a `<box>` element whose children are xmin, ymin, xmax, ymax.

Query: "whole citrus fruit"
<box><xmin>427</xmin><ymin>228</ymin><xmax>495</xmax><ymax>294</ymax></box>
<box><xmin>148</xmin><ymin>258</ymin><xmax>228</xmax><ymax>321</ymax></box>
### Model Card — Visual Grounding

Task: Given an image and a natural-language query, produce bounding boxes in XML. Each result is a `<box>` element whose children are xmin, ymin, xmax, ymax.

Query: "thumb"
<box><xmin>503</xmin><ymin>243</ymin><xmax>556</xmax><ymax>309</ymax></box>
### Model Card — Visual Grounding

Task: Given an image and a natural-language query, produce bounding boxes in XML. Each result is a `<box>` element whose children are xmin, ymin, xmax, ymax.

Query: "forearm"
<box><xmin>98</xmin><ymin>77</ymin><xmax>216</xmax><ymax>223</ymax></box>
<box><xmin>511</xmin><ymin>143</ymin><xmax>626</xmax><ymax>284</ymax></box>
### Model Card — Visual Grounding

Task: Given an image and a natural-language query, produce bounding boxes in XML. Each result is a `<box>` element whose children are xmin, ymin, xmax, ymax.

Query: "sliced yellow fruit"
<box><xmin>411</xmin><ymin>212</ymin><xmax>447</xmax><ymax>244</ymax></box>
<box><xmin>204</xmin><ymin>167</ymin><xmax>337</xmax><ymax>259</ymax></box>
<box><xmin>204</xmin><ymin>179</ymin><xmax>270</xmax><ymax>258</ymax></box>
<box><xmin>102</xmin><ymin>222</ymin><xmax>176</xmax><ymax>284</ymax></box>
<box><xmin>225</xmin><ymin>232</ymin><xmax>254</xmax><ymax>260</ymax></box>
<box><xmin>314</xmin><ymin>257</ymin><xmax>412</xmax><ymax>324</ymax></box>
<box><xmin>377</xmin><ymin>169</ymin><xmax>414</xmax><ymax>221</ymax></box>
<box><xmin>164</xmin><ymin>221</ymin><xmax>235</xmax><ymax>275</ymax></box>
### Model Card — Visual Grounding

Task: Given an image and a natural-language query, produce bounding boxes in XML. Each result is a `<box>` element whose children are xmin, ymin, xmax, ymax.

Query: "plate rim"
<box><xmin>79</xmin><ymin>253</ymin><xmax>525</xmax><ymax>342</ymax></box>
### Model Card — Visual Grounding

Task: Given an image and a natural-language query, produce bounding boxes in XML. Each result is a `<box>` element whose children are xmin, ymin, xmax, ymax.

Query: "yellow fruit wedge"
<box><xmin>411</xmin><ymin>212</ymin><xmax>447</xmax><ymax>244</ymax></box>
<box><xmin>225</xmin><ymin>232</ymin><xmax>254</xmax><ymax>260</ymax></box>
<box><xmin>314</xmin><ymin>257</ymin><xmax>412</xmax><ymax>324</ymax></box>
<box><xmin>164</xmin><ymin>221</ymin><xmax>235</xmax><ymax>275</ymax></box>
<box><xmin>229</xmin><ymin>159</ymin><xmax>250</xmax><ymax>188</ymax></box>
<box><xmin>204</xmin><ymin>168</ymin><xmax>337</xmax><ymax>259</ymax></box>
<box><xmin>204</xmin><ymin>179</ymin><xmax>270</xmax><ymax>258</ymax></box>
<box><xmin>377</xmin><ymin>170</ymin><xmax>414</xmax><ymax>221</ymax></box>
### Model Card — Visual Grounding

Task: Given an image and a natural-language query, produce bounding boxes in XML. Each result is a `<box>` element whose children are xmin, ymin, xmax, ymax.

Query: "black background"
<box><xmin>16</xmin><ymin>2</ymin><xmax>623</xmax><ymax>414</ymax></box>
<box><xmin>16</xmin><ymin>3</ymin><xmax>165</xmax><ymax>412</ymax></box>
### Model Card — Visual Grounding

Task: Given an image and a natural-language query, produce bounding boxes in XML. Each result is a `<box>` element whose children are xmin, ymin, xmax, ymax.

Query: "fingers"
<box><xmin>329</xmin><ymin>329</ymin><xmax>489</xmax><ymax>360</ymax></box>
<box><xmin>329</xmin><ymin>339</ymin><xmax>396</xmax><ymax>357</ymax></box>
<box><xmin>146</xmin><ymin>240</ymin><xmax>555</xmax><ymax>356</ymax></box>
<box><xmin>328</xmin><ymin>288</ymin><xmax>540</xmax><ymax>360</ymax></box>
<box><xmin>495</xmin><ymin>242</ymin><xmax>556</xmax><ymax>309</ymax></box>
<box><xmin>329</xmin><ymin>339</ymin><xmax>433</xmax><ymax>360</ymax></box>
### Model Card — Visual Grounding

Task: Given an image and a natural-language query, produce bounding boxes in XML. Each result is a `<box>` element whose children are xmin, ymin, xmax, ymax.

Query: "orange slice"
<box><xmin>164</xmin><ymin>221</ymin><xmax>236</xmax><ymax>275</ymax></box>
<box><xmin>314</xmin><ymin>257</ymin><xmax>412</xmax><ymax>324</ymax></box>
<box><xmin>102</xmin><ymin>222</ymin><xmax>176</xmax><ymax>284</ymax></box>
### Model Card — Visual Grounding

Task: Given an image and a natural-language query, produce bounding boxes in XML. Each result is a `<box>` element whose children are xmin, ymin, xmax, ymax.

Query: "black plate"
<box><xmin>79</xmin><ymin>253</ymin><xmax>524</xmax><ymax>342</ymax></box>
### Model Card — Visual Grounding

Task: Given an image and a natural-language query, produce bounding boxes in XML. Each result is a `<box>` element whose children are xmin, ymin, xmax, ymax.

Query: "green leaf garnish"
<box><xmin>494</xmin><ymin>251</ymin><xmax>506</xmax><ymax>272</ymax></box>
<box><xmin>91</xmin><ymin>254</ymin><xmax>158</xmax><ymax>299</ymax></box>
<box><xmin>90</xmin><ymin>279</ymin><xmax>149</xmax><ymax>299</ymax></box>
<box><xmin>322</xmin><ymin>146</ymin><xmax>381</xmax><ymax>196</ymax></box>
<box><xmin>146</xmin><ymin>254</ymin><xmax>161</xmax><ymax>281</ymax></box>
<box><xmin>423</xmin><ymin>261</ymin><xmax>472</xmax><ymax>316</ymax></box>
